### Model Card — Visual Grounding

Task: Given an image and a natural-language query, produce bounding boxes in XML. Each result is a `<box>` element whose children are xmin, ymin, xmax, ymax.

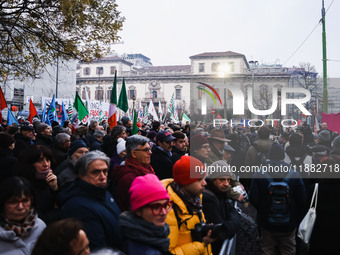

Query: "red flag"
<box><xmin>28</xmin><ymin>99</ymin><xmax>38</xmax><ymax>124</ymax></box>
<box><xmin>0</xmin><ymin>86</ymin><xmax>8</xmax><ymax>122</ymax></box>
<box><xmin>0</xmin><ymin>86</ymin><xmax>7</xmax><ymax>111</ymax></box>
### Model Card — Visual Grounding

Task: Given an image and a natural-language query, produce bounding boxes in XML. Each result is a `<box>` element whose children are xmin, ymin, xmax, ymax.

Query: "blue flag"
<box><xmin>7</xmin><ymin>109</ymin><xmax>18</xmax><ymax>125</ymax></box>
<box><xmin>46</xmin><ymin>95</ymin><xmax>58</xmax><ymax>124</ymax></box>
<box><xmin>60</xmin><ymin>101</ymin><xmax>68</xmax><ymax>126</ymax></box>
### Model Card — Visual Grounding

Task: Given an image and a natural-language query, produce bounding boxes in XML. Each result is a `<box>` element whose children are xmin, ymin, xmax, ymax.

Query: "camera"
<box><xmin>191</xmin><ymin>222</ymin><xmax>223</xmax><ymax>242</ymax></box>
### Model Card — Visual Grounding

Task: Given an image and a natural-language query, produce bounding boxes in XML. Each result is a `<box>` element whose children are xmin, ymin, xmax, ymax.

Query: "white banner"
<box><xmin>42</xmin><ymin>97</ymin><xmax>110</xmax><ymax>121</ymax></box>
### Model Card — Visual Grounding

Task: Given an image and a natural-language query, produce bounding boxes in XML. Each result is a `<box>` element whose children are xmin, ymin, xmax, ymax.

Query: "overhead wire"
<box><xmin>282</xmin><ymin>0</ymin><xmax>335</xmax><ymax>66</ymax></box>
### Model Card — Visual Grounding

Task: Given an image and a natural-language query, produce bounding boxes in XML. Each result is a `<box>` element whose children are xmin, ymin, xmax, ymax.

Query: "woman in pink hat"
<box><xmin>119</xmin><ymin>174</ymin><xmax>173</xmax><ymax>255</ymax></box>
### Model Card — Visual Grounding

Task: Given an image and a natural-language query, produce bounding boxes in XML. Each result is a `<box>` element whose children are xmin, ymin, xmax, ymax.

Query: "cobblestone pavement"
<box><xmin>235</xmin><ymin>202</ymin><xmax>262</xmax><ymax>255</ymax></box>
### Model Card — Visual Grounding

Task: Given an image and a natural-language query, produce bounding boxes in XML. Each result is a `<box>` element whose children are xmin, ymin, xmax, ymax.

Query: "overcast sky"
<box><xmin>115</xmin><ymin>0</ymin><xmax>340</xmax><ymax>77</ymax></box>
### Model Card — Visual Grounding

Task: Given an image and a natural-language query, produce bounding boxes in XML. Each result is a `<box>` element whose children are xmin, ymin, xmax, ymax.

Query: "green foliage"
<box><xmin>0</xmin><ymin>0</ymin><xmax>124</xmax><ymax>79</ymax></box>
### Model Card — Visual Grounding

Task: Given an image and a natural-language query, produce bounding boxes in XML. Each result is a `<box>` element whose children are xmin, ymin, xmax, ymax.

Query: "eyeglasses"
<box><xmin>201</xmin><ymin>145</ymin><xmax>210</xmax><ymax>149</ymax></box>
<box><xmin>134</xmin><ymin>147</ymin><xmax>152</xmax><ymax>153</ymax></box>
<box><xmin>146</xmin><ymin>201</ymin><xmax>173</xmax><ymax>215</ymax></box>
<box><xmin>6</xmin><ymin>197</ymin><xmax>32</xmax><ymax>208</ymax></box>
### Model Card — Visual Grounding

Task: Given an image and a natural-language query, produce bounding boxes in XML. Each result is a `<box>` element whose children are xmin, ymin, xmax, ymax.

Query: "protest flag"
<box><xmin>28</xmin><ymin>98</ymin><xmax>38</xmax><ymax>124</ymax></box>
<box><xmin>60</xmin><ymin>101</ymin><xmax>68</xmax><ymax>126</ymax></box>
<box><xmin>46</xmin><ymin>95</ymin><xmax>58</xmax><ymax>125</ymax></box>
<box><xmin>148</xmin><ymin>100</ymin><xmax>159</xmax><ymax>121</ymax></box>
<box><xmin>118</xmin><ymin>78</ymin><xmax>128</xmax><ymax>112</ymax></box>
<box><xmin>0</xmin><ymin>86</ymin><xmax>8</xmax><ymax>122</ymax></box>
<box><xmin>7</xmin><ymin>109</ymin><xmax>18</xmax><ymax>125</ymax></box>
<box><xmin>73</xmin><ymin>92</ymin><xmax>89</xmax><ymax>121</ymax></box>
<box><xmin>132</xmin><ymin>109</ymin><xmax>138</xmax><ymax>135</ymax></box>
<box><xmin>108</xmin><ymin>70</ymin><xmax>118</xmax><ymax>129</ymax></box>
<box><xmin>68</xmin><ymin>100</ymin><xmax>73</xmax><ymax>120</ymax></box>
<box><xmin>182</xmin><ymin>112</ymin><xmax>191</xmax><ymax>123</ymax></box>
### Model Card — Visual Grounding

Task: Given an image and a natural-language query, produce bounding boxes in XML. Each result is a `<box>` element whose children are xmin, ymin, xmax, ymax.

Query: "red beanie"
<box><xmin>129</xmin><ymin>174</ymin><xmax>170</xmax><ymax>211</ymax></box>
<box><xmin>173</xmin><ymin>156</ymin><xmax>206</xmax><ymax>186</ymax></box>
<box><xmin>190</xmin><ymin>134</ymin><xmax>209</xmax><ymax>150</ymax></box>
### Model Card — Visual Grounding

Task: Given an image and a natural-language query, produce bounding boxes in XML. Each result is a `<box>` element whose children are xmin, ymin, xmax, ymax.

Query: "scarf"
<box><xmin>1</xmin><ymin>209</ymin><xmax>36</xmax><ymax>237</ymax></box>
<box><xmin>170</xmin><ymin>182</ymin><xmax>202</xmax><ymax>214</ymax></box>
<box><xmin>124</xmin><ymin>157</ymin><xmax>155</xmax><ymax>174</ymax></box>
<box><xmin>119</xmin><ymin>211</ymin><xmax>170</xmax><ymax>253</ymax></box>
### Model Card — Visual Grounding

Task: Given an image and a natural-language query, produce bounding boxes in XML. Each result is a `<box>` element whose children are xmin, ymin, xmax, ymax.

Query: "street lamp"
<box><xmin>217</xmin><ymin>64</ymin><xmax>231</xmax><ymax>119</ymax></box>
<box><xmin>97</xmin><ymin>67</ymin><xmax>103</xmax><ymax>101</ymax></box>
<box><xmin>249</xmin><ymin>60</ymin><xmax>258</xmax><ymax>119</ymax></box>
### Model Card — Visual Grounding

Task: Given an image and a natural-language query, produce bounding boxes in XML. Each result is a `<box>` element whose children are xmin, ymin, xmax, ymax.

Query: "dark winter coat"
<box><xmin>0</xmin><ymin>148</ymin><xmax>18</xmax><ymax>183</ymax></box>
<box><xmin>202</xmin><ymin>182</ymin><xmax>241</xmax><ymax>254</ymax></box>
<box><xmin>52</xmin><ymin>146</ymin><xmax>68</xmax><ymax>168</ymax></box>
<box><xmin>150</xmin><ymin>146</ymin><xmax>174</xmax><ymax>180</ymax></box>
<box><xmin>13</xmin><ymin>133</ymin><xmax>33</xmax><ymax>158</ymax></box>
<box><xmin>35</xmin><ymin>134</ymin><xmax>54</xmax><ymax>151</ymax></box>
<box><xmin>171</xmin><ymin>146</ymin><xmax>186</xmax><ymax>164</ymax></box>
<box><xmin>56</xmin><ymin>158</ymin><xmax>76</xmax><ymax>190</ymax></box>
<box><xmin>58</xmin><ymin>178</ymin><xmax>123</xmax><ymax>251</ymax></box>
<box><xmin>249</xmin><ymin>160</ymin><xmax>307</xmax><ymax>232</ymax></box>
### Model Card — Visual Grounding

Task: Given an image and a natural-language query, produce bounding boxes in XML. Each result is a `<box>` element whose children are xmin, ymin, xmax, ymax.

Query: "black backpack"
<box><xmin>263</xmin><ymin>171</ymin><xmax>295</xmax><ymax>226</ymax></box>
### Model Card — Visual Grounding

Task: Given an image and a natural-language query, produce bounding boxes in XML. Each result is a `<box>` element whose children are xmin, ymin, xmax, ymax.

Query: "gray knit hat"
<box><xmin>318</xmin><ymin>130</ymin><xmax>331</xmax><ymax>143</ymax></box>
<box><xmin>36</xmin><ymin>123</ymin><xmax>49</xmax><ymax>134</ymax></box>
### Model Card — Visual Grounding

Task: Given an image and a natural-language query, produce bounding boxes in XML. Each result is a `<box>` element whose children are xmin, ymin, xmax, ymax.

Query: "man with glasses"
<box><xmin>190</xmin><ymin>134</ymin><xmax>211</xmax><ymax>165</ymax></box>
<box><xmin>151</xmin><ymin>130</ymin><xmax>176</xmax><ymax>180</ymax></box>
<box><xmin>202</xmin><ymin>160</ymin><xmax>241</xmax><ymax>255</ymax></box>
<box><xmin>58</xmin><ymin>151</ymin><xmax>123</xmax><ymax>251</ymax></box>
<box><xmin>112</xmin><ymin>135</ymin><xmax>155</xmax><ymax>211</ymax></box>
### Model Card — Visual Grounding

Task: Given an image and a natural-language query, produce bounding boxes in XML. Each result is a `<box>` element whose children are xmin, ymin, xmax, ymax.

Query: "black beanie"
<box><xmin>268</xmin><ymin>142</ymin><xmax>285</xmax><ymax>161</ymax></box>
<box><xmin>69</xmin><ymin>139</ymin><xmax>87</xmax><ymax>156</ymax></box>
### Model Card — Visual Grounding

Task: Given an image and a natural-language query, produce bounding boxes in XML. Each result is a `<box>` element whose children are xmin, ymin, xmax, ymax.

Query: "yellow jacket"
<box><xmin>162</xmin><ymin>178</ymin><xmax>212</xmax><ymax>255</ymax></box>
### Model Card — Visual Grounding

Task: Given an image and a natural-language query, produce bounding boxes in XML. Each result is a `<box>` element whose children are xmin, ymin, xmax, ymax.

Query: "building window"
<box><xmin>95</xmin><ymin>87</ymin><xmax>103</xmax><ymax>100</ymax></box>
<box><xmin>152</xmin><ymin>90</ymin><xmax>157</xmax><ymax>99</ymax></box>
<box><xmin>110</xmin><ymin>66</ymin><xmax>116</xmax><ymax>75</ymax></box>
<box><xmin>176</xmin><ymin>88</ymin><xmax>181</xmax><ymax>100</ymax></box>
<box><xmin>96</xmin><ymin>67</ymin><xmax>104</xmax><ymax>75</ymax></box>
<box><xmin>211</xmin><ymin>63</ymin><xmax>220</xmax><ymax>72</ymax></box>
<box><xmin>228</xmin><ymin>62</ymin><xmax>235</xmax><ymax>72</ymax></box>
<box><xmin>83</xmin><ymin>68</ymin><xmax>91</xmax><ymax>75</ymax></box>
<box><xmin>199</xmin><ymin>63</ymin><xmax>205</xmax><ymax>73</ymax></box>
<box><xmin>129</xmin><ymin>89</ymin><xmax>136</xmax><ymax>100</ymax></box>
<box><xmin>107</xmin><ymin>88</ymin><xmax>112</xmax><ymax>101</ymax></box>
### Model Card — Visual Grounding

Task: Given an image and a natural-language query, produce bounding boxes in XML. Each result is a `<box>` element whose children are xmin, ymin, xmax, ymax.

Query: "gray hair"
<box><xmin>55</xmin><ymin>133</ymin><xmax>71</xmax><ymax>147</ymax></box>
<box><xmin>75</xmin><ymin>150</ymin><xmax>110</xmax><ymax>176</ymax></box>
<box><xmin>93</xmin><ymin>129</ymin><xmax>105</xmax><ymax>139</ymax></box>
<box><xmin>126</xmin><ymin>135</ymin><xmax>149</xmax><ymax>157</ymax></box>
<box><xmin>89</xmin><ymin>120</ymin><xmax>98</xmax><ymax>129</ymax></box>
<box><xmin>110</xmin><ymin>125</ymin><xmax>126</xmax><ymax>139</ymax></box>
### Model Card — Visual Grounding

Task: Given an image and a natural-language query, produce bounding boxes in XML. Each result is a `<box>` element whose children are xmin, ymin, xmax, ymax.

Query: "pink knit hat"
<box><xmin>129</xmin><ymin>174</ymin><xmax>170</xmax><ymax>211</ymax></box>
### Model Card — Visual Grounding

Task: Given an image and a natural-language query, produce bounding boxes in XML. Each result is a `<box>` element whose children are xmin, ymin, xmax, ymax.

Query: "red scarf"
<box><xmin>124</xmin><ymin>157</ymin><xmax>155</xmax><ymax>175</ymax></box>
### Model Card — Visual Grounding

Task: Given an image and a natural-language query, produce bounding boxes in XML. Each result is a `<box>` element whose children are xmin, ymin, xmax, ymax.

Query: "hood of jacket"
<box><xmin>252</xmin><ymin>139</ymin><xmax>273</xmax><ymax>152</ymax></box>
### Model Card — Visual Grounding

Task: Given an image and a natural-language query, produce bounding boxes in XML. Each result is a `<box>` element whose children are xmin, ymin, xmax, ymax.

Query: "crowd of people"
<box><xmin>0</xmin><ymin>117</ymin><xmax>339</xmax><ymax>255</ymax></box>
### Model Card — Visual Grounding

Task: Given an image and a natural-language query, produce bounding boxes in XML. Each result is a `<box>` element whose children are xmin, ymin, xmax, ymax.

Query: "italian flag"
<box><xmin>108</xmin><ymin>70</ymin><xmax>118</xmax><ymax>129</ymax></box>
